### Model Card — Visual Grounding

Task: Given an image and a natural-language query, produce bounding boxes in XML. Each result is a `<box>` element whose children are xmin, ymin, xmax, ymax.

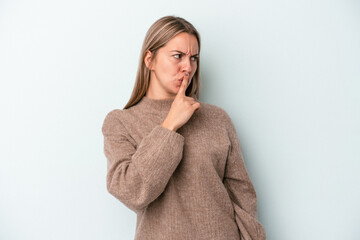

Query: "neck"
<box><xmin>145</xmin><ymin>93</ymin><xmax>176</xmax><ymax>100</ymax></box>
<box><xmin>134</xmin><ymin>95</ymin><xmax>175</xmax><ymax>114</ymax></box>
<box><xmin>145</xmin><ymin>89</ymin><xmax>176</xmax><ymax>100</ymax></box>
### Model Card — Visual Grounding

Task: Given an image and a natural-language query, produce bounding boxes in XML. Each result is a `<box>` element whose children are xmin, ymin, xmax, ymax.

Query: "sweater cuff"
<box><xmin>132</xmin><ymin>124</ymin><xmax>185</xmax><ymax>187</ymax></box>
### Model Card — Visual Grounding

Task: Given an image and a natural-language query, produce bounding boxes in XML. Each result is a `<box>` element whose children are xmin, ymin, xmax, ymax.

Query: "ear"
<box><xmin>144</xmin><ymin>50</ymin><xmax>153</xmax><ymax>70</ymax></box>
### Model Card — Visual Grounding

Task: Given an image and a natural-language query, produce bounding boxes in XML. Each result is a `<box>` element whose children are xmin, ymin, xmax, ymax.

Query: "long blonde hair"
<box><xmin>123</xmin><ymin>15</ymin><xmax>201</xmax><ymax>109</ymax></box>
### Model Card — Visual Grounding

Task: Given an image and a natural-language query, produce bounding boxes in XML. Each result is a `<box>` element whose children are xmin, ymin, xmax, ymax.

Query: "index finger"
<box><xmin>177</xmin><ymin>72</ymin><xmax>189</xmax><ymax>96</ymax></box>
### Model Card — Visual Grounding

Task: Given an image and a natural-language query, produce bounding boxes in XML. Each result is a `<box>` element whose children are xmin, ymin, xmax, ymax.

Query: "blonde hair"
<box><xmin>123</xmin><ymin>15</ymin><xmax>201</xmax><ymax>109</ymax></box>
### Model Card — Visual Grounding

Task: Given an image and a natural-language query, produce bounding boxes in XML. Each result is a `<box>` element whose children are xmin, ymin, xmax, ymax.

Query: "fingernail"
<box><xmin>185</xmin><ymin>73</ymin><xmax>189</xmax><ymax>76</ymax></box>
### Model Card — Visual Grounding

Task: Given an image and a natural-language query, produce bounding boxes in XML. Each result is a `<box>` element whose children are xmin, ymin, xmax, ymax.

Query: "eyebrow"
<box><xmin>170</xmin><ymin>50</ymin><xmax>199</xmax><ymax>57</ymax></box>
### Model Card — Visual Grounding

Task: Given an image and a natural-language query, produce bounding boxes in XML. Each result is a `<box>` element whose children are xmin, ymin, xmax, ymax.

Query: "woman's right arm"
<box><xmin>102</xmin><ymin>109</ymin><xmax>185</xmax><ymax>213</ymax></box>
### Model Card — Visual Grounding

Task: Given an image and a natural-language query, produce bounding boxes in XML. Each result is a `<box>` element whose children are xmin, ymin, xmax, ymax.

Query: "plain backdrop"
<box><xmin>0</xmin><ymin>0</ymin><xmax>359</xmax><ymax>239</ymax></box>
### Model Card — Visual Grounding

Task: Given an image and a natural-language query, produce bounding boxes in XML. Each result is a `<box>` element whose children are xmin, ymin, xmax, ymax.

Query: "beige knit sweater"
<box><xmin>102</xmin><ymin>96</ymin><xmax>266</xmax><ymax>240</ymax></box>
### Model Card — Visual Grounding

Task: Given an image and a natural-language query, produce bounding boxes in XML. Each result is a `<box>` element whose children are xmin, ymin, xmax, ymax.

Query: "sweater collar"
<box><xmin>135</xmin><ymin>95</ymin><xmax>175</xmax><ymax>114</ymax></box>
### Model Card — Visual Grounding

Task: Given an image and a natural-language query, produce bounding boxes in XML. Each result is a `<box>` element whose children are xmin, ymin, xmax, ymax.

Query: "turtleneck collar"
<box><xmin>134</xmin><ymin>95</ymin><xmax>175</xmax><ymax>114</ymax></box>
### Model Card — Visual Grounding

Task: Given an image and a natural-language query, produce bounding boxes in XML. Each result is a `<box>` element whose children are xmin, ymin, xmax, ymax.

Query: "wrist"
<box><xmin>161</xmin><ymin>121</ymin><xmax>177</xmax><ymax>132</ymax></box>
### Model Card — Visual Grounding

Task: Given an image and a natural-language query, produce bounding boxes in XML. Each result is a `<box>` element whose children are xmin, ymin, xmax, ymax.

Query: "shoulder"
<box><xmin>102</xmin><ymin>109</ymin><xmax>129</xmax><ymax>135</ymax></box>
<box><xmin>198</xmin><ymin>102</ymin><xmax>241</xmax><ymax>142</ymax></box>
<box><xmin>103</xmin><ymin>108</ymin><xmax>123</xmax><ymax>123</ymax></box>
<box><xmin>102</xmin><ymin>107</ymin><xmax>135</xmax><ymax>122</ymax></box>
<box><xmin>197</xmin><ymin>101</ymin><xmax>232</xmax><ymax>121</ymax></box>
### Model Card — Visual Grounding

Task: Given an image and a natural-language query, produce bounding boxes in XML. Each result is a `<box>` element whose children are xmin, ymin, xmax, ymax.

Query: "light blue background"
<box><xmin>0</xmin><ymin>0</ymin><xmax>359</xmax><ymax>239</ymax></box>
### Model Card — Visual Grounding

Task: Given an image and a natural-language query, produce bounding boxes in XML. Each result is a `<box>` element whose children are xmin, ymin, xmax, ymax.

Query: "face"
<box><xmin>145</xmin><ymin>32</ymin><xmax>199</xmax><ymax>99</ymax></box>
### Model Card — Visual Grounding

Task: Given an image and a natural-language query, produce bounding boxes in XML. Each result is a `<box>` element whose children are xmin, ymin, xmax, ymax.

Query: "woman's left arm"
<box><xmin>222</xmin><ymin>110</ymin><xmax>267</xmax><ymax>240</ymax></box>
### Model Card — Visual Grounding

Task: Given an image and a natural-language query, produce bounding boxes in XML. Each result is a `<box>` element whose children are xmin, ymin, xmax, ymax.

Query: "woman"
<box><xmin>102</xmin><ymin>15</ymin><xmax>266</xmax><ymax>240</ymax></box>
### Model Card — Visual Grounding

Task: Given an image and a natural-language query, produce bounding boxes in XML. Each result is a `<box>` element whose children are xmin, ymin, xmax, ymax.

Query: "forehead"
<box><xmin>163</xmin><ymin>32</ymin><xmax>199</xmax><ymax>53</ymax></box>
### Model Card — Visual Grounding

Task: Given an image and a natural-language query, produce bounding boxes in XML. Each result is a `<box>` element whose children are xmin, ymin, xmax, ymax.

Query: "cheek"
<box><xmin>164</xmin><ymin>57</ymin><xmax>181</xmax><ymax>71</ymax></box>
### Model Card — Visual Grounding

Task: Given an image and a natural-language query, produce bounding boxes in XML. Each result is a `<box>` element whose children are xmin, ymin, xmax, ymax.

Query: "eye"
<box><xmin>191</xmin><ymin>56</ymin><xmax>198</xmax><ymax>61</ymax></box>
<box><xmin>173</xmin><ymin>54</ymin><xmax>182</xmax><ymax>59</ymax></box>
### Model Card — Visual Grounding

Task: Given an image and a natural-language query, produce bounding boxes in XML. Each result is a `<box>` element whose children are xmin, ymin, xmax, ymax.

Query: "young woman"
<box><xmin>102</xmin><ymin>15</ymin><xmax>266</xmax><ymax>240</ymax></box>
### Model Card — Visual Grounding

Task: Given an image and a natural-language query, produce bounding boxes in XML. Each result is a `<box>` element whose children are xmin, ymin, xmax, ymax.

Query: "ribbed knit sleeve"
<box><xmin>102</xmin><ymin>110</ymin><xmax>185</xmax><ymax>213</ymax></box>
<box><xmin>222</xmin><ymin>111</ymin><xmax>267</xmax><ymax>240</ymax></box>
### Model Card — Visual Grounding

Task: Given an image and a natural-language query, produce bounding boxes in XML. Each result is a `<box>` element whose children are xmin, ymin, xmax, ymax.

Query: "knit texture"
<box><xmin>102</xmin><ymin>96</ymin><xmax>266</xmax><ymax>240</ymax></box>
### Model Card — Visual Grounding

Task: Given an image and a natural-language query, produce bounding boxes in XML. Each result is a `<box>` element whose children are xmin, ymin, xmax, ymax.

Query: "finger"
<box><xmin>177</xmin><ymin>72</ymin><xmax>189</xmax><ymax>96</ymax></box>
<box><xmin>178</xmin><ymin>73</ymin><xmax>189</xmax><ymax>95</ymax></box>
<box><xmin>192</xmin><ymin>102</ymin><xmax>201</xmax><ymax>111</ymax></box>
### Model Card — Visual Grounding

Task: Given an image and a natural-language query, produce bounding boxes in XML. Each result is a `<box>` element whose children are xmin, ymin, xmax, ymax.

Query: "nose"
<box><xmin>182</xmin><ymin>56</ymin><xmax>192</xmax><ymax>74</ymax></box>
